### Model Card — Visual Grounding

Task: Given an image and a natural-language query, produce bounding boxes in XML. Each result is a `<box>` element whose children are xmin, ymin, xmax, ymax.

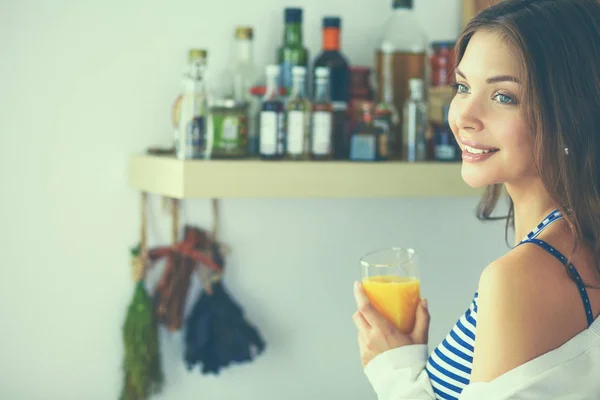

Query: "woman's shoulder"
<box><xmin>480</xmin><ymin>241</ymin><xmax>591</xmax><ymax>323</ymax></box>
<box><xmin>477</xmin><ymin>240</ymin><xmax>593</xmax><ymax>345</ymax></box>
<box><xmin>470</xmin><ymin>244</ymin><xmax>593</xmax><ymax>381</ymax></box>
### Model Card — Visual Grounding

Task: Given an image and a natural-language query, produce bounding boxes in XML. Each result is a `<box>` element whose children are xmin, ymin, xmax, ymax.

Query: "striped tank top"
<box><xmin>425</xmin><ymin>209</ymin><xmax>595</xmax><ymax>400</ymax></box>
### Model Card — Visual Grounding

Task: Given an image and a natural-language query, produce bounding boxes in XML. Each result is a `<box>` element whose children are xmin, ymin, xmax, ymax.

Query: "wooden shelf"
<box><xmin>129</xmin><ymin>154</ymin><xmax>480</xmax><ymax>199</ymax></box>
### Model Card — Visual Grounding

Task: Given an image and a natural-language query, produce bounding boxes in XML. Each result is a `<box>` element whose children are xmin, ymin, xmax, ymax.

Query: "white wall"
<box><xmin>0</xmin><ymin>0</ymin><xmax>509</xmax><ymax>399</ymax></box>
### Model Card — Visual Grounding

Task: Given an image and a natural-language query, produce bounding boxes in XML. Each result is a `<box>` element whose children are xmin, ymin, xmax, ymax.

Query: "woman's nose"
<box><xmin>454</xmin><ymin>101</ymin><xmax>484</xmax><ymax>132</ymax></box>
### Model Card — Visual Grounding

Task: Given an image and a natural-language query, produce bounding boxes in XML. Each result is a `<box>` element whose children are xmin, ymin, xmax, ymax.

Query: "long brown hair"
<box><xmin>456</xmin><ymin>0</ymin><xmax>600</xmax><ymax>277</ymax></box>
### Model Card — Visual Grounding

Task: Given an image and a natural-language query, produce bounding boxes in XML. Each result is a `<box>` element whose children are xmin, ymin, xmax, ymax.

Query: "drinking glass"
<box><xmin>360</xmin><ymin>247</ymin><xmax>421</xmax><ymax>333</ymax></box>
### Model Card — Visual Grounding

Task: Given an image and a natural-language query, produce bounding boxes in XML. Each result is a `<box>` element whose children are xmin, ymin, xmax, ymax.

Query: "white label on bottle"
<box><xmin>312</xmin><ymin>111</ymin><xmax>332</xmax><ymax>155</ymax></box>
<box><xmin>287</xmin><ymin>111</ymin><xmax>305</xmax><ymax>155</ymax></box>
<box><xmin>260</xmin><ymin>111</ymin><xmax>277</xmax><ymax>155</ymax></box>
<box><xmin>332</xmin><ymin>101</ymin><xmax>348</xmax><ymax>112</ymax></box>
<box><xmin>435</xmin><ymin>144</ymin><xmax>456</xmax><ymax>161</ymax></box>
<box><xmin>350</xmin><ymin>134</ymin><xmax>376</xmax><ymax>160</ymax></box>
<box><xmin>222</xmin><ymin>117</ymin><xmax>239</xmax><ymax>141</ymax></box>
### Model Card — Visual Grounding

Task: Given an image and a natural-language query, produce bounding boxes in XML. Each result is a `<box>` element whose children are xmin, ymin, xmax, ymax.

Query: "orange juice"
<box><xmin>362</xmin><ymin>276</ymin><xmax>421</xmax><ymax>333</ymax></box>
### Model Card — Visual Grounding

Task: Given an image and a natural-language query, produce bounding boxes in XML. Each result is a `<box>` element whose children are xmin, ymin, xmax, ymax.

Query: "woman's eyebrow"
<box><xmin>455</xmin><ymin>68</ymin><xmax>521</xmax><ymax>84</ymax></box>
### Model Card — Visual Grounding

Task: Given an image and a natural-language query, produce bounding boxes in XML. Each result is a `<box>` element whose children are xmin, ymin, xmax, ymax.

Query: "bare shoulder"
<box><xmin>470</xmin><ymin>244</ymin><xmax>590</xmax><ymax>382</ymax></box>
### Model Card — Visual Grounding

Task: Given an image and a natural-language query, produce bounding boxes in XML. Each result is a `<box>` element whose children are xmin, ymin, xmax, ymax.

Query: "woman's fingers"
<box><xmin>353</xmin><ymin>281</ymin><xmax>390</xmax><ymax>329</ymax></box>
<box><xmin>352</xmin><ymin>310</ymin><xmax>370</xmax><ymax>332</ymax></box>
<box><xmin>411</xmin><ymin>298</ymin><xmax>431</xmax><ymax>345</ymax></box>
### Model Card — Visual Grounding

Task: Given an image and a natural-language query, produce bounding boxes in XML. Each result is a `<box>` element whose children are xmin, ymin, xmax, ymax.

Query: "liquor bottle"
<box><xmin>312</xmin><ymin>17</ymin><xmax>350</xmax><ymax>159</ymax></box>
<box><xmin>230</xmin><ymin>26</ymin><xmax>261</xmax><ymax>157</ymax></box>
<box><xmin>402</xmin><ymin>78</ymin><xmax>427</xmax><ymax>162</ymax></box>
<box><xmin>374</xmin><ymin>42</ymin><xmax>400</xmax><ymax>158</ymax></box>
<box><xmin>375</xmin><ymin>0</ymin><xmax>427</xmax><ymax>147</ymax></box>
<box><xmin>259</xmin><ymin>65</ymin><xmax>286</xmax><ymax>160</ymax></box>
<box><xmin>286</xmin><ymin>66</ymin><xmax>311</xmax><ymax>160</ymax></box>
<box><xmin>350</xmin><ymin>102</ymin><xmax>386</xmax><ymax>161</ymax></box>
<box><xmin>311</xmin><ymin>67</ymin><xmax>334</xmax><ymax>160</ymax></box>
<box><xmin>278</xmin><ymin>8</ymin><xmax>309</xmax><ymax>95</ymax></box>
<box><xmin>175</xmin><ymin>49</ymin><xmax>210</xmax><ymax>160</ymax></box>
<box><xmin>434</xmin><ymin>104</ymin><xmax>460</xmax><ymax>162</ymax></box>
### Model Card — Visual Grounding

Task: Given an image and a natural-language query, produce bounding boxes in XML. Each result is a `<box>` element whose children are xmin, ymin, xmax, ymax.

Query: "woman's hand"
<box><xmin>352</xmin><ymin>281</ymin><xmax>430</xmax><ymax>368</ymax></box>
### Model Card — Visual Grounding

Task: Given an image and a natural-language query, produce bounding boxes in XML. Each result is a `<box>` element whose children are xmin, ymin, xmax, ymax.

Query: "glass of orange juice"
<box><xmin>360</xmin><ymin>247</ymin><xmax>421</xmax><ymax>334</ymax></box>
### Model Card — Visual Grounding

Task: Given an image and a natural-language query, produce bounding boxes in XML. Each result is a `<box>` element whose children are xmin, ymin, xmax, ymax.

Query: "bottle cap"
<box><xmin>235</xmin><ymin>26</ymin><xmax>254</xmax><ymax>40</ymax></box>
<box><xmin>392</xmin><ymin>0</ymin><xmax>413</xmax><ymax>9</ymax></box>
<box><xmin>323</xmin><ymin>17</ymin><xmax>341</xmax><ymax>29</ymax></box>
<box><xmin>292</xmin><ymin>66</ymin><xmax>307</xmax><ymax>75</ymax></box>
<box><xmin>188</xmin><ymin>49</ymin><xmax>207</xmax><ymax>62</ymax></box>
<box><xmin>266</xmin><ymin>65</ymin><xmax>280</xmax><ymax>76</ymax></box>
<box><xmin>315</xmin><ymin>67</ymin><xmax>330</xmax><ymax>78</ymax></box>
<box><xmin>285</xmin><ymin>8</ymin><xmax>303</xmax><ymax>23</ymax></box>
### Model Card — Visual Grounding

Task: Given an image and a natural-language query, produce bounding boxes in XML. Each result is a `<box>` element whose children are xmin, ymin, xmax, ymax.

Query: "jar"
<box><xmin>209</xmin><ymin>99</ymin><xmax>249</xmax><ymax>158</ymax></box>
<box><xmin>430</xmin><ymin>41</ymin><xmax>456</xmax><ymax>87</ymax></box>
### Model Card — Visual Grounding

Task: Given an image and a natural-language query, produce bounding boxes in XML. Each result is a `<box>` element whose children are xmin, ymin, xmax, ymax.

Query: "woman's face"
<box><xmin>449</xmin><ymin>30</ymin><xmax>537</xmax><ymax>188</ymax></box>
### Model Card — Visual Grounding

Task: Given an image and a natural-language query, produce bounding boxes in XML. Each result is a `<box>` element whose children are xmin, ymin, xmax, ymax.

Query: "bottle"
<box><xmin>259</xmin><ymin>65</ymin><xmax>286</xmax><ymax>160</ymax></box>
<box><xmin>278</xmin><ymin>8</ymin><xmax>309</xmax><ymax>95</ymax></box>
<box><xmin>312</xmin><ymin>17</ymin><xmax>350</xmax><ymax>159</ymax></box>
<box><xmin>374</xmin><ymin>42</ymin><xmax>400</xmax><ymax>158</ymax></box>
<box><xmin>434</xmin><ymin>104</ymin><xmax>460</xmax><ymax>162</ymax></box>
<box><xmin>402</xmin><ymin>78</ymin><xmax>427</xmax><ymax>162</ymax></box>
<box><xmin>375</xmin><ymin>0</ymin><xmax>427</xmax><ymax>142</ymax></box>
<box><xmin>430</xmin><ymin>41</ymin><xmax>456</xmax><ymax>87</ymax></box>
<box><xmin>350</xmin><ymin>102</ymin><xmax>386</xmax><ymax>161</ymax></box>
<box><xmin>286</xmin><ymin>66</ymin><xmax>311</xmax><ymax>160</ymax></box>
<box><xmin>230</xmin><ymin>26</ymin><xmax>261</xmax><ymax>157</ymax></box>
<box><xmin>175</xmin><ymin>49</ymin><xmax>211</xmax><ymax>160</ymax></box>
<box><xmin>311</xmin><ymin>67</ymin><xmax>334</xmax><ymax>160</ymax></box>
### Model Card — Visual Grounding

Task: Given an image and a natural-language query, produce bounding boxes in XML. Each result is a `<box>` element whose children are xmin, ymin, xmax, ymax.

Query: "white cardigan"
<box><xmin>364</xmin><ymin>317</ymin><xmax>600</xmax><ymax>399</ymax></box>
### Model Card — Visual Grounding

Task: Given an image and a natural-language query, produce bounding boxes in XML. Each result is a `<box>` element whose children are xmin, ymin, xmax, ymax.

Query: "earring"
<box><xmin>565</xmin><ymin>147</ymin><xmax>569</xmax><ymax>155</ymax></box>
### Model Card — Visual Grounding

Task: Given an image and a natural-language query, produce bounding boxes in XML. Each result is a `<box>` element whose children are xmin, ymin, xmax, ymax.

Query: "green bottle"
<box><xmin>278</xmin><ymin>8</ymin><xmax>309</xmax><ymax>95</ymax></box>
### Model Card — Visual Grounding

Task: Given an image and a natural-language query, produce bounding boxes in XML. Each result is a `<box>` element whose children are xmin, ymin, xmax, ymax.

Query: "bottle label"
<box><xmin>260</xmin><ymin>111</ymin><xmax>278</xmax><ymax>155</ymax></box>
<box><xmin>287</xmin><ymin>111</ymin><xmax>305</xmax><ymax>155</ymax></box>
<box><xmin>350</xmin><ymin>134</ymin><xmax>376</xmax><ymax>161</ymax></box>
<box><xmin>435</xmin><ymin>144</ymin><xmax>457</xmax><ymax>161</ymax></box>
<box><xmin>332</xmin><ymin>101</ymin><xmax>347</xmax><ymax>112</ymax></box>
<box><xmin>280</xmin><ymin>61</ymin><xmax>295</xmax><ymax>92</ymax></box>
<box><xmin>177</xmin><ymin>116</ymin><xmax>205</xmax><ymax>159</ymax></box>
<box><xmin>312</xmin><ymin>111</ymin><xmax>332</xmax><ymax>155</ymax></box>
<box><xmin>379</xmin><ymin>132</ymin><xmax>388</xmax><ymax>159</ymax></box>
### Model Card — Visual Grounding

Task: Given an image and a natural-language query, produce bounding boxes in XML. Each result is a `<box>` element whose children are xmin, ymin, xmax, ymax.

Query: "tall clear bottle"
<box><xmin>311</xmin><ymin>67</ymin><xmax>334</xmax><ymax>160</ymax></box>
<box><xmin>230</xmin><ymin>26</ymin><xmax>261</xmax><ymax>157</ymax></box>
<box><xmin>286</xmin><ymin>66</ymin><xmax>311</xmax><ymax>160</ymax></box>
<box><xmin>375</xmin><ymin>0</ymin><xmax>427</xmax><ymax>148</ymax></box>
<box><xmin>175</xmin><ymin>49</ymin><xmax>211</xmax><ymax>160</ymax></box>
<box><xmin>259</xmin><ymin>65</ymin><xmax>286</xmax><ymax>160</ymax></box>
<box><xmin>402</xmin><ymin>78</ymin><xmax>427</xmax><ymax>162</ymax></box>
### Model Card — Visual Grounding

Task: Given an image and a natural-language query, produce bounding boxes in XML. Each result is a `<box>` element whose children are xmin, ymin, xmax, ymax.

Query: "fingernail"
<box><xmin>422</xmin><ymin>298</ymin><xmax>428</xmax><ymax>309</ymax></box>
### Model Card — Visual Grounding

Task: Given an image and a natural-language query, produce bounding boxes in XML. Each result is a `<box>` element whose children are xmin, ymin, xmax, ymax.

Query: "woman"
<box><xmin>353</xmin><ymin>1</ymin><xmax>600</xmax><ymax>399</ymax></box>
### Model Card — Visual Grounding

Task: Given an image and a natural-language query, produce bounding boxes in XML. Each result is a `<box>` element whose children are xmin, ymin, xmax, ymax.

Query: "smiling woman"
<box><xmin>353</xmin><ymin>0</ymin><xmax>600</xmax><ymax>399</ymax></box>
<box><xmin>449</xmin><ymin>30</ymin><xmax>532</xmax><ymax>189</ymax></box>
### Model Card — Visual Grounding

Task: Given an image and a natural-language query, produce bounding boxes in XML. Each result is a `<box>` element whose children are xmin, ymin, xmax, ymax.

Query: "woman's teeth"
<box><xmin>464</xmin><ymin>145</ymin><xmax>498</xmax><ymax>154</ymax></box>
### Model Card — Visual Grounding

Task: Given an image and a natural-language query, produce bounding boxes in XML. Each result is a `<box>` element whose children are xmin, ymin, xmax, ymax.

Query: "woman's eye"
<box><xmin>494</xmin><ymin>93</ymin><xmax>516</xmax><ymax>105</ymax></box>
<box><xmin>454</xmin><ymin>83</ymin><xmax>469</xmax><ymax>94</ymax></box>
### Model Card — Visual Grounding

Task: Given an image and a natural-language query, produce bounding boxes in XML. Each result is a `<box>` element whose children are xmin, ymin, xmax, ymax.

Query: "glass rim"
<box><xmin>360</xmin><ymin>247</ymin><xmax>417</xmax><ymax>268</ymax></box>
